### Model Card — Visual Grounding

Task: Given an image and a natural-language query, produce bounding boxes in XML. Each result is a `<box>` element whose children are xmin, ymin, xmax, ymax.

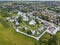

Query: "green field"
<box><xmin>56</xmin><ymin>31</ymin><xmax>60</xmax><ymax>45</ymax></box>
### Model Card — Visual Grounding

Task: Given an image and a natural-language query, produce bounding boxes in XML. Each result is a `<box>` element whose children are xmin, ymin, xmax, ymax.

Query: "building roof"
<box><xmin>23</xmin><ymin>15</ymin><xmax>29</xmax><ymax>21</ymax></box>
<box><xmin>31</xmin><ymin>30</ymin><xmax>35</xmax><ymax>35</ymax></box>
<box><xmin>15</xmin><ymin>21</ymin><xmax>19</xmax><ymax>26</ymax></box>
<box><xmin>17</xmin><ymin>11</ymin><xmax>23</xmax><ymax>15</ymax></box>
<box><xmin>29</xmin><ymin>19</ymin><xmax>36</xmax><ymax>25</ymax></box>
<box><xmin>47</xmin><ymin>26</ymin><xmax>58</xmax><ymax>34</ymax></box>
<box><xmin>16</xmin><ymin>28</ymin><xmax>20</xmax><ymax>32</ymax></box>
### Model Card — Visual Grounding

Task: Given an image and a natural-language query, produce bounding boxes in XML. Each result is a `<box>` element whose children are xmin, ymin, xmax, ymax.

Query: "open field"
<box><xmin>56</xmin><ymin>31</ymin><xmax>60</xmax><ymax>45</ymax></box>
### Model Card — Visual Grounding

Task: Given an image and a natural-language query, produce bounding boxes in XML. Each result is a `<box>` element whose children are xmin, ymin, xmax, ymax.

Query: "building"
<box><xmin>29</xmin><ymin>19</ymin><xmax>36</xmax><ymax>25</ymax></box>
<box><xmin>16</xmin><ymin>28</ymin><xmax>20</xmax><ymax>32</ymax></box>
<box><xmin>7</xmin><ymin>17</ymin><xmax>14</xmax><ymax>22</ymax></box>
<box><xmin>31</xmin><ymin>30</ymin><xmax>35</xmax><ymax>35</ymax></box>
<box><xmin>38</xmin><ymin>26</ymin><xmax>44</xmax><ymax>32</ymax></box>
<box><xmin>17</xmin><ymin>11</ymin><xmax>23</xmax><ymax>16</ymax></box>
<box><xmin>23</xmin><ymin>14</ymin><xmax>29</xmax><ymax>21</ymax></box>
<box><xmin>46</xmin><ymin>26</ymin><xmax>58</xmax><ymax>35</ymax></box>
<box><xmin>15</xmin><ymin>21</ymin><xmax>19</xmax><ymax>26</ymax></box>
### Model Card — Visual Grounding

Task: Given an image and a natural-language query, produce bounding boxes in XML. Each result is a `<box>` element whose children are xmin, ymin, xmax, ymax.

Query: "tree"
<box><xmin>33</xmin><ymin>12</ymin><xmax>40</xmax><ymax>18</ymax></box>
<box><xmin>35</xmin><ymin>19</ymin><xmax>39</xmax><ymax>24</ymax></box>
<box><xmin>39</xmin><ymin>39</ymin><xmax>48</xmax><ymax>45</ymax></box>
<box><xmin>47</xmin><ymin>35</ymin><xmax>57</xmax><ymax>45</ymax></box>
<box><xmin>18</xmin><ymin>16</ymin><xmax>23</xmax><ymax>23</ymax></box>
<box><xmin>21</xmin><ymin>27</ymin><xmax>25</xmax><ymax>32</ymax></box>
<box><xmin>20</xmin><ymin>8</ymin><xmax>27</xmax><ymax>13</ymax></box>
<box><xmin>0</xmin><ymin>9</ymin><xmax>10</xmax><ymax>17</ymax></box>
<box><xmin>27</xmin><ymin>30</ymin><xmax>32</xmax><ymax>35</ymax></box>
<box><xmin>41</xmin><ymin>15</ymin><xmax>49</xmax><ymax>21</ymax></box>
<box><xmin>56</xmin><ymin>16</ymin><xmax>60</xmax><ymax>23</ymax></box>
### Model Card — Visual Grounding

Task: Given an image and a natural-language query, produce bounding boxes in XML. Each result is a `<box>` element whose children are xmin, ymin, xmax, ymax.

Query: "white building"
<box><xmin>23</xmin><ymin>15</ymin><xmax>29</xmax><ymax>21</ymax></box>
<box><xmin>31</xmin><ymin>30</ymin><xmax>35</xmax><ymax>35</ymax></box>
<box><xmin>16</xmin><ymin>28</ymin><xmax>20</xmax><ymax>32</ymax></box>
<box><xmin>7</xmin><ymin>17</ymin><xmax>14</xmax><ymax>22</ymax></box>
<box><xmin>17</xmin><ymin>11</ymin><xmax>23</xmax><ymax>16</ymax></box>
<box><xmin>29</xmin><ymin>19</ymin><xmax>36</xmax><ymax>25</ymax></box>
<box><xmin>14</xmin><ymin>15</ymin><xmax>20</xmax><ymax>20</ymax></box>
<box><xmin>24</xmin><ymin>27</ymin><xmax>28</xmax><ymax>30</ymax></box>
<box><xmin>6</xmin><ymin>17</ymin><xmax>11</xmax><ymax>20</ymax></box>
<box><xmin>46</xmin><ymin>26</ymin><xmax>58</xmax><ymax>35</ymax></box>
<box><xmin>9</xmin><ymin>19</ymin><xmax>14</xmax><ymax>22</ymax></box>
<box><xmin>15</xmin><ymin>21</ymin><xmax>19</xmax><ymax>26</ymax></box>
<box><xmin>38</xmin><ymin>26</ymin><xmax>44</xmax><ymax>32</ymax></box>
<box><xmin>37</xmin><ymin>31</ymin><xmax>40</xmax><ymax>36</ymax></box>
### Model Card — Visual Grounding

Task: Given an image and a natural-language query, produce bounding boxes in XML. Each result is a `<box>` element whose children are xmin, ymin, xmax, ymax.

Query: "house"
<box><xmin>36</xmin><ymin>16</ymin><xmax>40</xmax><ymax>20</ymax></box>
<box><xmin>16</xmin><ymin>28</ymin><xmax>20</xmax><ymax>32</ymax></box>
<box><xmin>43</xmin><ymin>25</ymin><xmax>48</xmax><ymax>28</ymax></box>
<box><xmin>23</xmin><ymin>15</ymin><xmax>29</xmax><ymax>21</ymax></box>
<box><xmin>46</xmin><ymin>26</ymin><xmax>58</xmax><ymax>35</ymax></box>
<box><xmin>37</xmin><ymin>31</ymin><xmax>40</xmax><ymax>37</ymax></box>
<box><xmin>41</xmin><ymin>21</ymin><xmax>49</xmax><ymax>26</ymax></box>
<box><xmin>15</xmin><ymin>21</ymin><xmax>19</xmax><ymax>26</ymax></box>
<box><xmin>38</xmin><ymin>26</ymin><xmax>44</xmax><ymax>32</ymax></box>
<box><xmin>7</xmin><ymin>17</ymin><xmax>14</xmax><ymax>22</ymax></box>
<box><xmin>6</xmin><ymin>17</ymin><xmax>11</xmax><ymax>20</ymax></box>
<box><xmin>58</xmin><ymin>23</ymin><xmax>60</xmax><ymax>26</ymax></box>
<box><xmin>17</xmin><ymin>11</ymin><xmax>23</xmax><ymax>16</ymax></box>
<box><xmin>24</xmin><ymin>27</ymin><xmax>28</xmax><ymax>30</ymax></box>
<box><xmin>29</xmin><ymin>19</ymin><xmax>36</xmax><ymax>25</ymax></box>
<box><xmin>31</xmin><ymin>30</ymin><xmax>35</xmax><ymax>35</ymax></box>
<box><xmin>14</xmin><ymin>15</ymin><xmax>20</xmax><ymax>20</ymax></box>
<box><xmin>9</xmin><ymin>19</ymin><xmax>14</xmax><ymax>22</ymax></box>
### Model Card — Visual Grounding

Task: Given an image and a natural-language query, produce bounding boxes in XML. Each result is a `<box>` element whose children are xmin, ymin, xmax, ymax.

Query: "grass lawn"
<box><xmin>11</xmin><ymin>12</ymin><xmax>17</xmax><ymax>17</ymax></box>
<box><xmin>39</xmin><ymin>31</ymin><xmax>60</xmax><ymax>45</ymax></box>
<box><xmin>56</xmin><ymin>31</ymin><xmax>60</xmax><ymax>45</ymax></box>
<box><xmin>20</xmin><ymin>20</ymin><xmax>42</xmax><ymax>31</ymax></box>
<box><xmin>40</xmin><ymin>32</ymin><xmax>52</xmax><ymax>40</ymax></box>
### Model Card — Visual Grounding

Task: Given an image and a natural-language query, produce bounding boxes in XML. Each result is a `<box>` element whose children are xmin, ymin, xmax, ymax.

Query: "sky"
<box><xmin>0</xmin><ymin>0</ymin><xmax>60</xmax><ymax>1</ymax></box>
